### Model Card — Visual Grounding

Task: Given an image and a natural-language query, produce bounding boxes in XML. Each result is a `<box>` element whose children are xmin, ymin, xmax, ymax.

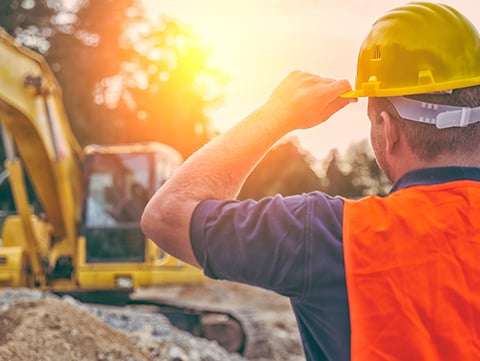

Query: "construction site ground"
<box><xmin>0</xmin><ymin>280</ymin><xmax>305</xmax><ymax>361</ymax></box>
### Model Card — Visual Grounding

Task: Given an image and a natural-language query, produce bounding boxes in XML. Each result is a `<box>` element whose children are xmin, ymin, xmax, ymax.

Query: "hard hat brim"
<box><xmin>341</xmin><ymin>90</ymin><xmax>361</xmax><ymax>99</ymax></box>
<box><xmin>341</xmin><ymin>75</ymin><xmax>480</xmax><ymax>99</ymax></box>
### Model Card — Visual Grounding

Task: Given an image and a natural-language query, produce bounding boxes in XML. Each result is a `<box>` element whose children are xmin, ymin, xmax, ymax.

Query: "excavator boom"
<box><xmin>0</xmin><ymin>28</ymin><xmax>82</xmax><ymax>240</ymax></box>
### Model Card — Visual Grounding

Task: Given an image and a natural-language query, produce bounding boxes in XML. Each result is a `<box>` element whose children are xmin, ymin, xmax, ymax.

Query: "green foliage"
<box><xmin>0</xmin><ymin>0</ymin><xmax>226</xmax><ymax>157</ymax></box>
<box><xmin>319</xmin><ymin>140</ymin><xmax>391</xmax><ymax>197</ymax></box>
<box><xmin>320</xmin><ymin>148</ymin><xmax>357</xmax><ymax>197</ymax></box>
<box><xmin>118</xmin><ymin>17</ymin><xmax>228</xmax><ymax>156</ymax></box>
<box><xmin>239</xmin><ymin>139</ymin><xmax>322</xmax><ymax>199</ymax></box>
<box><xmin>343</xmin><ymin>140</ymin><xmax>392</xmax><ymax>196</ymax></box>
<box><xmin>239</xmin><ymin>138</ymin><xmax>391</xmax><ymax>200</ymax></box>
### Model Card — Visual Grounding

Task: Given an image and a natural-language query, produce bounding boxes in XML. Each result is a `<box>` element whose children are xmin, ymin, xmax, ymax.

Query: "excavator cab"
<box><xmin>76</xmin><ymin>143</ymin><xmax>204</xmax><ymax>292</ymax></box>
<box><xmin>82</xmin><ymin>143</ymin><xmax>177</xmax><ymax>264</ymax></box>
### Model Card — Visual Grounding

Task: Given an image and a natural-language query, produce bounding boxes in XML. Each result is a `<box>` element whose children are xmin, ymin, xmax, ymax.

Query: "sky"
<box><xmin>142</xmin><ymin>0</ymin><xmax>480</xmax><ymax>161</ymax></box>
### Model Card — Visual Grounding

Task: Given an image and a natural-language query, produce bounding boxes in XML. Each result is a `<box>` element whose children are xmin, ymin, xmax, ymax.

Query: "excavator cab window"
<box><xmin>82</xmin><ymin>152</ymin><xmax>151</xmax><ymax>263</ymax></box>
<box><xmin>81</xmin><ymin>145</ymin><xmax>181</xmax><ymax>264</ymax></box>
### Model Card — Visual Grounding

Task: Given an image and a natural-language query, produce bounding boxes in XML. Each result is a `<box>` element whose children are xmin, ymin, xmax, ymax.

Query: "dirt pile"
<box><xmin>0</xmin><ymin>281</ymin><xmax>305</xmax><ymax>361</ymax></box>
<box><xmin>0</xmin><ymin>297</ymin><xmax>152</xmax><ymax>361</ymax></box>
<box><xmin>0</xmin><ymin>289</ymin><xmax>247</xmax><ymax>361</ymax></box>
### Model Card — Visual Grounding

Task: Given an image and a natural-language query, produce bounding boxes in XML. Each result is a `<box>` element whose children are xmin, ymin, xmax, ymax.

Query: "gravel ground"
<box><xmin>0</xmin><ymin>289</ymin><xmax>246</xmax><ymax>361</ymax></box>
<box><xmin>0</xmin><ymin>282</ymin><xmax>305</xmax><ymax>361</ymax></box>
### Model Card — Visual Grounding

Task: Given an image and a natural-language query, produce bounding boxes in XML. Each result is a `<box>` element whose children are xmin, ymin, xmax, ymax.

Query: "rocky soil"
<box><xmin>0</xmin><ymin>280</ymin><xmax>305</xmax><ymax>361</ymax></box>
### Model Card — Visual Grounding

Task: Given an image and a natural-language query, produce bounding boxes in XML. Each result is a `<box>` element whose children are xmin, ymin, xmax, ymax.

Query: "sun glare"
<box><xmin>139</xmin><ymin>0</ymin><xmax>377</xmax><ymax>157</ymax></box>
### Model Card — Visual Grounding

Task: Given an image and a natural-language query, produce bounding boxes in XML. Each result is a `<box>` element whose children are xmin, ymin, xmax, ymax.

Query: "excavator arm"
<box><xmin>0</xmin><ymin>29</ymin><xmax>82</xmax><ymax>236</ymax></box>
<box><xmin>0</xmin><ymin>29</ymin><xmax>82</xmax><ymax>282</ymax></box>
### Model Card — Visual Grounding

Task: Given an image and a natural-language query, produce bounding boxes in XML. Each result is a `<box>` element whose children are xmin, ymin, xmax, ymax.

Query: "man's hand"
<box><xmin>263</xmin><ymin>71</ymin><xmax>354</xmax><ymax>132</ymax></box>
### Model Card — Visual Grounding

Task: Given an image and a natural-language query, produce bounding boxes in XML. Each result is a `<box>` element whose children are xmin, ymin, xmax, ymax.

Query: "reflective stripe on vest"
<box><xmin>343</xmin><ymin>180</ymin><xmax>480</xmax><ymax>361</ymax></box>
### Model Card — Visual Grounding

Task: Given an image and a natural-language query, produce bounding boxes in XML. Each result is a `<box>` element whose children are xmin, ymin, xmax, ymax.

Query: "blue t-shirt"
<box><xmin>189</xmin><ymin>166</ymin><xmax>480</xmax><ymax>361</ymax></box>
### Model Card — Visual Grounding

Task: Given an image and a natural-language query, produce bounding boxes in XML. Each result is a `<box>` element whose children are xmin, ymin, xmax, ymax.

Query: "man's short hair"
<box><xmin>369</xmin><ymin>85</ymin><xmax>480</xmax><ymax>160</ymax></box>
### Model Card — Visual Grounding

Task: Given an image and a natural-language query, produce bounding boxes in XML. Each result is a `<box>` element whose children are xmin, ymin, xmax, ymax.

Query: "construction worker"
<box><xmin>141</xmin><ymin>2</ymin><xmax>480</xmax><ymax>360</ymax></box>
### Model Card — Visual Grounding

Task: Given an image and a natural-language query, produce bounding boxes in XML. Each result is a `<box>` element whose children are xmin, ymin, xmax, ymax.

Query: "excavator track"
<box><xmin>125</xmin><ymin>296</ymin><xmax>273</xmax><ymax>359</ymax></box>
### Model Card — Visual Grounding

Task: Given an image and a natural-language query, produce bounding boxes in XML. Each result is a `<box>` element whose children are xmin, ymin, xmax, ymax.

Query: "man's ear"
<box><xmin>380</xmin><ymin>111</ymin><xmax>400</xmax><ymax>154</ymax></box>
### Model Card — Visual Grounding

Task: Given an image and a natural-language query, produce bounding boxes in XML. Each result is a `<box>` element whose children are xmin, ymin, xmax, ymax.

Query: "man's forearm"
<box><xmin>141</xmin><ymin>71</ymin><xmax>354</xmax><ymax>266</ymax></box>
<box><xmin>181</xmin><ymin>106</ymin><xmax>288</xmax><ymax>199</ymax></box>
<box><xmin>141</xmin><ymin>105</ymin><xmax>285</xmax><ymax>265</ymax></box>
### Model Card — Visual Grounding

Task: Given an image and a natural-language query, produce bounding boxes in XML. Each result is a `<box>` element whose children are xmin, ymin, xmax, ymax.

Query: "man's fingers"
<box><xmin>319</xmin><ymin>97</ymin><xmax>352</xmax><ymax>122</ymax></box>
<box><xmin>321</xmin><ymin>79</ymin><xmax>353</xmax><ymax>98</ymax></box>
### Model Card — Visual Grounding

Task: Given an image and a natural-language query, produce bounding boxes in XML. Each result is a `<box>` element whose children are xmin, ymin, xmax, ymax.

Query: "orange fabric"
<box><xmin>343</xmin><ymin>181</ymin><xmax>480</xmax><ymax>361</ymax></box>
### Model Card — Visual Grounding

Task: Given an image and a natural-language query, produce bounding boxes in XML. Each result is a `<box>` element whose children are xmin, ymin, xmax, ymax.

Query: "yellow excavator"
<box><xmin>0</xmin><ymin>29</ymin><xmax>269</xmax><ymax>357</ymax></box>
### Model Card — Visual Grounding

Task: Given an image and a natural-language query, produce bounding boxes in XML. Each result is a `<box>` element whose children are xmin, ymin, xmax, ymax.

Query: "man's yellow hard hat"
<box><xmin>343</xmin><ymin>1</ymin><xmax>480</xmax><ymax>98</ymax></box>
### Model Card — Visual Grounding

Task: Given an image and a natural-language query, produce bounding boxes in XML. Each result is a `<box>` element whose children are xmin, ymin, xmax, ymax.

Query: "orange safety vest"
<box><xmin>343</xmin><ymin>180</ymin><xmax>480</xmax><ymax>361</ymax></box>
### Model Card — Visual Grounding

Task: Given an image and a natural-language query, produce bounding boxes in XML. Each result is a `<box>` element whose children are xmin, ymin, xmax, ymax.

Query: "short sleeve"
<box><xmin>190</xmin><ymin>192</ymin><xmax>344</xmax><ymax>299</ymax></box>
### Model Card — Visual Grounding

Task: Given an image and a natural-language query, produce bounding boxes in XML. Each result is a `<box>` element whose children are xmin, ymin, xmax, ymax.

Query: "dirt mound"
<box><xmin>0</xmin><ymin>297</ymin><xmax>152</xmax><ymax>361</ymax></box>
<box><xmin>0</xmin><ymin>282</ymin><xmax>304</xmax><ymax>361</ymax></box>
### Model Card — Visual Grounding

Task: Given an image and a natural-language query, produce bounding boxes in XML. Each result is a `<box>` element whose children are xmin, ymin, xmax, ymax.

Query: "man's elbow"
<box><xmin>141</xmin><ymin>196</ymin><xmax>172</xmax><ymax>244</ymax></box>
<box><xmin>140</xmin><ymin>202</ymin><xmax>161</xmax><ymax>245</ymax></box>
<box><xmin>141</xmin><ymin>197</ymin><xmax>200</xmax><ymax>267</ymax></box>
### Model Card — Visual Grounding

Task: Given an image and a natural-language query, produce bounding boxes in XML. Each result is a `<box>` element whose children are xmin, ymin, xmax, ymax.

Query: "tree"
<box><xmin>116</xmin><ymin>17</ymin><xmax>228</xmax><ymax>156</ymax></box>
<box><xmin>343</xmin><ymin>140</ymin><xmax>391</xmax><ymax>196</ymax></box>
<box><xmin>0</xmin><ymin>0</ymin><xmax>226</xmax><ymax>156</ymax></box>
<box><xmin>320</xmin><ymin>149</ymin><xmax>356</xmax><ymax>197</ymax></box>
<box><xmin>316</xmin><ymin>140</ymin><xmax>391</xmax><ymax>198</ymax></box>
<box><xmin>238</xmin><ymin>138</ymin><xmax>392</xmax><ymax>201</ymax></box>
<box><xmin>239</xmin><ymin>138</ymin><xmax>322</xmax><ymax>200</ymax></box>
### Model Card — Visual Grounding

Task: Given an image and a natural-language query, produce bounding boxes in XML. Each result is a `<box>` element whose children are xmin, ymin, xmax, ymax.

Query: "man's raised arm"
<box><xmin>141</xmin><ymin>71</ymin><xmax>353</xmax><ymax>266</ymax></box>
